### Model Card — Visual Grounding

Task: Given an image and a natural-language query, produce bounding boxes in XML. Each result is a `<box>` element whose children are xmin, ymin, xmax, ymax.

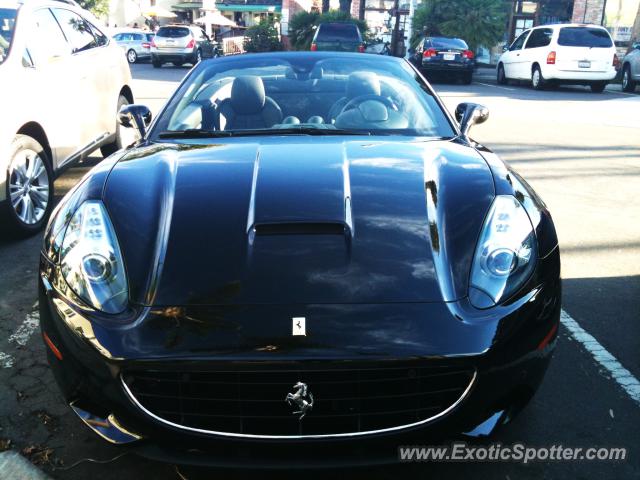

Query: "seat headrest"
<box><xmin>231</xmin><ymin>76</ymin><xmax>266</xmax><ymax>115</ymax></box>
<box><xmin>347</xmin><ymin>72</ymin><xmax>381</xmax><ymax>99</ymax></box>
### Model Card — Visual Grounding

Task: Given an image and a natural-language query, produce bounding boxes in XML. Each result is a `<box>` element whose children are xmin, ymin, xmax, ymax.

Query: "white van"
<box><xmin>497</xmin><ymin>24</ymin><xmax>618</xmax><ymax>92</ymax></box>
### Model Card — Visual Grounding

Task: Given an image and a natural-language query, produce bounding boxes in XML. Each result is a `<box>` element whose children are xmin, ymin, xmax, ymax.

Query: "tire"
<box><xmin>194</xmin><ymin>48</ymin><xmax>202</xmax><ymax>64</ymax></box>
<box><xmin>126</xmin><ymin>49</ymin><xmax>137</xmax><ymax>64</ymax></box>
<box><xmin>531</xmin><ymin>65</ymin><xmax>546</xmax><ymax>90</ymax></box>
<box><xmin>2</xmin><ymin>135</ymin><xmax>54</xmax><ymax>236</ymax></box>
<box><xmin>461</xmin><ymin>71</ymin><xmax>473</xmax><ymax>85</ymax></box>
<box><xmin>590</xmin><ymin>82</ymin><xmax>607</xmax><ymax>93</ymax></box>
<box><xmin>100</xmin><ymin>94</ymin><xmax>130</xmax><ymax>158</ymax></box>
<box><xmin>152</xmin><ymin>57</ymin><xmax>162</xmax><ymax>68</ymax></box>
<box><xmin>497</xmin><ymin>64</ymin><xmax>507</xmax><ymax>85</ymax></box>
<box><xmin>622</xmin><ymin>65</ymin><xmax>636</xmax><ymax>92</ymax></box>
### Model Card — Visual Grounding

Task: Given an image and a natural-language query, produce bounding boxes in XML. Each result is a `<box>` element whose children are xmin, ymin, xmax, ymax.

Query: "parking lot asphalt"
<box><xmin>0</xmin><ymin>63</ymin><xmax>638</xmax><ymax>479</ymax></box>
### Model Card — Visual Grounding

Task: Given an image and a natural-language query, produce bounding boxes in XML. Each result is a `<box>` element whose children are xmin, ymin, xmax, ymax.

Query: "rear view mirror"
<box><xmin>118</xmin><ymin>104</ymin><xmax>152</xmax><ymax>138</ymax></box>
<box><xmin>455</xmin><ymin>102</ymin><xmax>489</xmax><ymax>137</ymax></box>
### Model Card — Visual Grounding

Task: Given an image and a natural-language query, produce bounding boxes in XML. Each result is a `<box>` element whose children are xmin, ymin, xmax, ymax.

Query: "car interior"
<box><xmin>164</xmin><ymin>60</ymin><xmax>445</xmax><ymax>135</ymax></box>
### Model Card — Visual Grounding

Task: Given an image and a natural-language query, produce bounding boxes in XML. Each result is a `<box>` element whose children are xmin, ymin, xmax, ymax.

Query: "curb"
<box><xmin>0</xmin><ymin>451</ymin><xmax>51</xmax><ymax>480</ymax></box>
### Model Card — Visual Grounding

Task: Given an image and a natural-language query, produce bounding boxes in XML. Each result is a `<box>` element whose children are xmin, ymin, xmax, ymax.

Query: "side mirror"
<box><xmin>455</xmin><ymin>102</ymin><xmax>489</xmax><ymax>137</ymax></box>
<box><xmin>118</xmin><ymin>104</ymin><xmax>152</xmax><ymax>138</ymax></box>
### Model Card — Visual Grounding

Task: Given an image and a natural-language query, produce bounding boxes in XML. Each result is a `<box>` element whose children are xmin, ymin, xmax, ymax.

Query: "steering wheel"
<box><xmin>339</xmin><ymin>94</ymin><xmax>397</xmax><ymax>116</ymax></box>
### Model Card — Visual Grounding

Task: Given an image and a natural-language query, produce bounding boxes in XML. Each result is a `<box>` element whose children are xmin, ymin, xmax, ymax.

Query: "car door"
<box><xmin>522</xmin><ymin>27</ymin><xmax>553</xmax><ymax>78</ymax></box>
<box><xmin>195</xmin><ymin>27</ymin><xmax>213</xmax><ymax>57</ymax></box>
<box><xmin>51</xmin><ymin>7</ymin><xmax>114</xmax><ymax>150</ymax></box>
<box><xmin>502</xmin><ymin>30</ymin><xmax>530</xmax><ymax>79</ymax></box>
<box><xmin>25</xmin><ymin>7</ymin><xmax>80</xmax><ymax>164</ymax></box>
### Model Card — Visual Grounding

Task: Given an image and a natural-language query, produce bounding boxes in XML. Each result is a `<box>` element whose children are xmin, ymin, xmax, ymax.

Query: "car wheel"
<box><xmin>590</xmin><ymin>82</ymin><xmax>607</xmax><ymax>93</ymax></box>
<box><xmin>531</xmin><ymin>65</ymin><xmax>546</xmax><ymax>90</ymax></box>
<box><xmin>100</xmin><ymin>95</ymin><xmax>132</xmax><ymax>158</ymax></box>
<box><xmin>127</xmin><ymin>49</ymin><xmax>137</xmax><ymax>64</ymax></box>
<box><xmin>2</xmin><ymin>135</ymin><xmax>54</xmax><ymax>236</ymax></box>
<box><xmin>622</xmin><ymin>65</ymin><xmax>636</xmax><ymax>92</ymax></box>
<box><xmin>152</xmin><ymin>57</ymin><xmax>162</xmax><ymax>68</ymax></box>
<box><xmin>195</xmin><ymin>48</ymin><xmax>202</xmax><ymax>64</ymax></box>
<box><xmin>497</xmin><ymin>64</ymin><xmax>507</xmax><ymax>85</ymax></box>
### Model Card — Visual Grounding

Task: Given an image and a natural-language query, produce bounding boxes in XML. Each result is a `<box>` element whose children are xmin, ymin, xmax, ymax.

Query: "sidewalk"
<box><xmin>0</xmin><ymin>451</ymin><xmax>51</xmax><ymax>479</ymax></box>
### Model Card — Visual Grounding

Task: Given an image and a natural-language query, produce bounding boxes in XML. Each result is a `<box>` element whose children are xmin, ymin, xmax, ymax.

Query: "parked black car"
<box><xmin>39</xmin><ymin>52</ymin><xmax>560</xmax><ymax>467</ymax></box>
<box><xmin>410</xmin><ymin>36</ymin><xmax>476</xmax><ymax>84</ymax></box>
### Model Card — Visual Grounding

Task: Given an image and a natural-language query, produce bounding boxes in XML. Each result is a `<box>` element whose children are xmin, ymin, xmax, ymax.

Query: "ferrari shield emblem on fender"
<box><xmin>285</xmin><ymin>382</ymin><xmax>314</xmax><ymax>420</ymax></box>
<box><xmin>292</xmin><ymin>317</ymin><xmax>306</xmax><ymax>336</ymax></box>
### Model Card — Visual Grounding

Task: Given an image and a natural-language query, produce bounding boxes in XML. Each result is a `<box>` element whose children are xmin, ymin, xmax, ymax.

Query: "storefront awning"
<box><xmin>172</xmin><ymin>2</ymin><xmax>204</xmax><ymax>10</ymax></box>
<box><xmin>215</xmin><ymin>4</ymin><xmax>281</xmax><ymax>12</ymax></box>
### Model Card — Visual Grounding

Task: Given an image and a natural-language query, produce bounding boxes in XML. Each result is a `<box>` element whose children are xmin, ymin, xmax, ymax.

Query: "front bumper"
<box><xmin>39</xmin><ymin>248</ymin><xmax>560</xmax><ymax>467</ymax></box>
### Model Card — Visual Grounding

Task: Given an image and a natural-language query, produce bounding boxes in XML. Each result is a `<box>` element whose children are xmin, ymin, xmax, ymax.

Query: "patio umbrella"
<box><xmin>142</xmin><ymin>6</ymin><xmax>177</xmax><ymax>18</ymax></box>
<box><xmin>195</xmin><ymin>11</ymin><xmax>237</xmax><ymax>27</ymax></box>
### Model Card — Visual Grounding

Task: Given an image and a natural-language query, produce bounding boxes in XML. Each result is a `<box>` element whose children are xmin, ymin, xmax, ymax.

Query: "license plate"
<box><xmin>443</xmin><ymin>53</ymin><xmax>456</xmax><ymax>61</ymax></box>
<box><xmin>578</xmin><ymin>60</ymin><xmax>591</xmax><ymax>68</ymax></box>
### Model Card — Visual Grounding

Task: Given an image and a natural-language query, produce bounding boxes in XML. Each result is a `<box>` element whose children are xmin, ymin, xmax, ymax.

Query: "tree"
<box><xmin>243</xmin><ymin>19</ymin><xmax>283</xmax><ymax>52</ymax></box>
<box><xmin>288</xmin><ymin>10</ymin><xmax>368</xmax><ymax>50</ymax></box>
<box><xmin>411</xmin><ymin>0</ymin><xmax>506</xmax><ymax>52</ymax></box>
<box><xmin>77</xmin><ymin>0</ymin><xmax>109</xmax><ymax>18</ymax></box>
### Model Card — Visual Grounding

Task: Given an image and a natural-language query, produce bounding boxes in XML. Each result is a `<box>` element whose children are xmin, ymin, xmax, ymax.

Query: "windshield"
<box><xmin>0</xmin><ymin>8</ymin><xmax>17</xmax><ymax>65</ymax></box>
<box><xmin>557</xmin><ymin>27</ymin><xmax>613</xmax><ymax>48</ymax></box>
<box><xmin>156</xmin><ymin>26</ymin><xmax>189</xmax><ymax>38</ymax></box>
<box><xmin>316</xmin><ymin>23</ymin><xmax>360</xmax><ymax>42</ymax></box>
<box><xmin>152</xmin><ymin>54</ymin><xmax>455</xmax><ymax>140</ymax></box>
<box><xmin>431</xmin><ymin>37</ymin><xmax>468</xmax><ymax>50</ymax></box>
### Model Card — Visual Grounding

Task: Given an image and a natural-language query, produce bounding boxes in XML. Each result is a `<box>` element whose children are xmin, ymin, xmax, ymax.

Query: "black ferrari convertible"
<box><xmin>39</xmin><ymin>52</ymin><xmax>561</xmax><ymax>467</ymax></box>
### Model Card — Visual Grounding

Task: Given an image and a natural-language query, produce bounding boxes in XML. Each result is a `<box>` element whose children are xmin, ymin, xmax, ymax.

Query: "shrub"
<box><xmin>288</xmin><ymin>10</ymin><xmax>368</xmax><ymax>51</ymax></box>
<box><xmin>244</xmin><ymin>19</ymin><xmax>283</xmax><ymax>53</ymax></box>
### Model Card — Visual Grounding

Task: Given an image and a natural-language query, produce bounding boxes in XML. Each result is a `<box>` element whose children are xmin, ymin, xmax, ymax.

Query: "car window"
<box><xmin>557</xmin><ymin>27</ymin><xmax>613</xmax><ymax>48</ymax></box>
<box><xmin>90</xmin><ymin>23</ymin><xmax>108</xmax><ymax>47</ymax></box>
<box><xmin>524</xmin><ymin>28</ymin><xmax>552</xmax><ymax>49</ymax></box>
<box><xmin>29</xmin><ymin>8</ymin><xmax>71</xmax><ymax>64</ymax></box>
<box><xmin>431</xmin><ymin>37</ymin><xmax>468</xmax><ymax>49</ymax></box>
<box><xmin>52</xmin><ymin>8</ymin><xmax>98</xmax><ymax>53</ymax></box>
<box><xmin>0</xmin><ymin>7</ymin><xmax>17</xmax><ymax>64</ymax></box>
<box><xmin>509</xmin><ymin>31</ymin><xmax>529</xmax><ymax>51</ymax></box>
<box><xmin>154</xmin><ymin>55</ymin><xmax>455</xmax><ymax>138</ymax></box>
<box><xmin>113</xmin><ymin>33</ymin><xmax>123</xmax><ymax>41</ymax></box>
<box><xmin>316</xmin><ymin>23</ymin><xmax>360</xmax><ymax>42</ymax></box>
<box><xmin>157</xmin><ymin>26</ymin><xmax>190</xmax><ymax>38</ymax></box>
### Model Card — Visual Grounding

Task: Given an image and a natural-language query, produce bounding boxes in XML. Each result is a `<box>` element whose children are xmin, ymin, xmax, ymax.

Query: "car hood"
<box><xmin>104</xmin><ymin>137</ymin><xmax>494</xmax><ymax>306</ymax></box>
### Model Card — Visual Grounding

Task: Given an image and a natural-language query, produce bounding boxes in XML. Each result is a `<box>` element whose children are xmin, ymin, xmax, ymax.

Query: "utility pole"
<box><xmin>391</xmin><ymin>0</ymin><xmax>401</xmax><ymax>56</ymax></box>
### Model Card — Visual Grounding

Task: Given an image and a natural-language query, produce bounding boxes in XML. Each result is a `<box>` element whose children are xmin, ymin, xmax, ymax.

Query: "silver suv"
<box><xmin>0</xmin><ymin>0</ymin><xmax>133</xmax><ymax>235</ymax></box>
<box><xmin>621</xmin><ymin>42</ymin><xmax>640</xmax><ymax>92</ymax></box>
<box><xmin>150</xmin><ymin>25</ymin><xmax>217</xmax><ymax>68</ymax></box>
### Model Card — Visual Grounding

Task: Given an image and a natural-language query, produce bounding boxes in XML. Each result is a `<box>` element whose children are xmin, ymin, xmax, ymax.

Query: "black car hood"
<box><xmin>104</xmin><ymin>137</ymin><xmax>494</xmax><ymax>306</ymax></box>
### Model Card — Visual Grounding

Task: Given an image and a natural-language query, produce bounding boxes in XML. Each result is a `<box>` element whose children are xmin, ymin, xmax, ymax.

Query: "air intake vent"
<box><xmin>254</xmin><ymin>222</ymin><xmax>348</xmax><ymax>236</ymax></box>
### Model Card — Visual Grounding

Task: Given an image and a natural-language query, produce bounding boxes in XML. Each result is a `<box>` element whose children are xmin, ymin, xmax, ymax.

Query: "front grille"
<box><xmin>122</xmin><ymin>362</ymin><xmax>475</xmax><ymax>437</ymax></box>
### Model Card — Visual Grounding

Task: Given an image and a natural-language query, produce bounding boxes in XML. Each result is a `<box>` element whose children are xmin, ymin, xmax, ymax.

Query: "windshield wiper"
<box><xmin>158</xmin><ymin>127</ymin><xmax>372</xmax><ymax>139</ymax></box>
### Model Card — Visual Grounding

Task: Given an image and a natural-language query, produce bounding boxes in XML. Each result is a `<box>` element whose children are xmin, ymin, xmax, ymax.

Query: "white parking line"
<box><xmin>0</xmin><ymin>352</ymin><xmax>14</xmax><ymax>369</ymax></box>
<box><xmin>561</xmin><ymin>309</ymin><xmax>640</xmax><ymax>406</ymax></box>
<box><xmin>8</xmin><ymin>311</ymin><xmax>40</xmax><ymax>346</ymax></box>
<box><xmin>473</xmin><ymin>81</ymin><xmax>516</xmax><ymax>91</ymax></box>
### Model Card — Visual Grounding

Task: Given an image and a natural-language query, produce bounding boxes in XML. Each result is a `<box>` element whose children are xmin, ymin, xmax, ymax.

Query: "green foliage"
<box><xmin>288</xmin><ymin>10</ymin><xmax>368</xmax><ymax>51</ymax></box>
<box><xmin>411</xmin><ymin>0</ymin><xmax>506</xmax><ymax>52</ymax></box>
<box><xmin>243</xmin><ymin>19</ymin><xmax>283</xmax><ymax>53</ymax></box>
<box><xmin>77</xmin><ymin>0</ymin><xmax>109</xmax><ymax>18</ymax></box>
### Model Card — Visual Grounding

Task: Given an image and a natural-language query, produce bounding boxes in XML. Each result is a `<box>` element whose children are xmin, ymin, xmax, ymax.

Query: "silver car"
<box><xmin>0</xmin><ymin>0</ymin><xmax>133</xmax><ymax>235</ymax></box>
<box><xmin>113</xmin><ymin>30</ymin><xmax>154</xmax><ymax>64</ymax></box>
<box><xmin>621</xmin><ymin>42</ymin><xmax>640</xmax><ymax>93</ymax></box>
<box><xmin>150</xmin><ymin>24</ymin><xmax>216</xmax><ymax>68</ymax></box>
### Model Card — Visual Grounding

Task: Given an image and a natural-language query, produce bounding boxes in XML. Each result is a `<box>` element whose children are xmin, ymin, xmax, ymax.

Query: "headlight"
<box><xmin>59</xmin><ymin>201</ymin><xmax>128</xmax><ymax>314</ymax></box>
<box><xmin>469</xmin><ymin>195</ymin><xmax>537</xmax><ymax>308</ymax></box>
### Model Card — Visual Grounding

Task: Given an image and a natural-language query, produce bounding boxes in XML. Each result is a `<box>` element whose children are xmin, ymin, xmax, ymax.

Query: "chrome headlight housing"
<box><xmin>57</xmin><ymin>201</ymin><xmax>128</xmax><ymax>314</ymax></box>
<box><xmin>469</xmin><ymin>195</ymin><xmax>537</xmax><ymax>309</ymax></box>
